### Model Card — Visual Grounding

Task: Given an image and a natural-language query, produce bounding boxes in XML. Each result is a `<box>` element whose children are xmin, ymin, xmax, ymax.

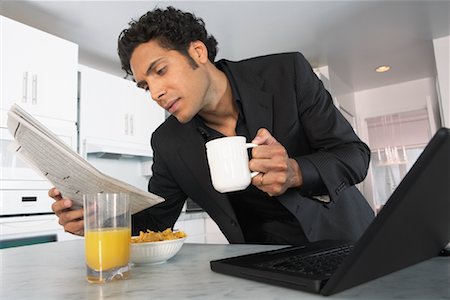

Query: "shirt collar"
<box><xmin>194</xmin><ymin>62</ymin><xmax>247</xmax><ymax>142</ymax></box>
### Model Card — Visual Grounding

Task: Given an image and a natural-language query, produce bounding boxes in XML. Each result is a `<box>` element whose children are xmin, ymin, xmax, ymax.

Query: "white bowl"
<box><xmin>130</xmin><ymin>237</ymin><xmax>186</xmax><ymax>265</ymax></box>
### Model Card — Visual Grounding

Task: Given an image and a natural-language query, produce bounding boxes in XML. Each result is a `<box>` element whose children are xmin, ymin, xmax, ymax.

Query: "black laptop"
<box><xmin>210</xmin><ymin>127</ymin><xmax>450</xmax><ymax>296</ymax></box>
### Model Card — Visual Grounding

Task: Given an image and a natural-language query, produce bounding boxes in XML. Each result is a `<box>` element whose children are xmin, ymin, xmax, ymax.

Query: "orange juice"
<box><xmin>85</xmin><ymin>227</ymin><xmax>131</xmax><ymax>271</ymax></box>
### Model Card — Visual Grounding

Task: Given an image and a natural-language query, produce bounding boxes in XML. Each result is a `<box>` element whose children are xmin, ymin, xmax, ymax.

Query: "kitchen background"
<box><xmin>0</xmin><ymin>1</ymin><xmax>449</xmax><ymax>248</ymax></box>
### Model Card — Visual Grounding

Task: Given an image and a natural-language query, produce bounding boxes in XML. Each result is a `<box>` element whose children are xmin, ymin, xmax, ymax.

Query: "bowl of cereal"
<box><xmin>130</xmin><ymin>228</ymin><xmax>187</xmax><ymax>265</ymax></box>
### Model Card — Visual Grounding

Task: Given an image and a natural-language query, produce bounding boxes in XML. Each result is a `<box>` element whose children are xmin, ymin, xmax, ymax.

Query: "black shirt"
<box><xmin>194</xmin><ymin>62</ymin><xmax>308</xmax><ymax>245</ymax></box>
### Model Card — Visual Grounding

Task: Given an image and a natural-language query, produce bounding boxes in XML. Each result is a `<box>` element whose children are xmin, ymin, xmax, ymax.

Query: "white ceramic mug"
<box><xmin>205</xmin><ymin>136</ymin><xmax>259</xmax><ymax>193</ymax></box>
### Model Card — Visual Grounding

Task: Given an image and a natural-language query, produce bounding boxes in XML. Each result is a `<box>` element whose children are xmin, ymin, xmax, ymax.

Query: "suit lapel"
<box><xmin>175</xmin><ymin>123</ymin><xmax>238</xmax><ymax>220</ymax></box>
<box><xmin>240</xmin><ymin>86</ymin><xmax>274</xmax><ymax>138</ymax></box>
<box><xmin>229</xmin><ymin>66</ymin><xmax>274</xmax><ymax>138</ymax></box>
<box><xmin>176</xmin><ymin>124</ymin><xmax>211</xmax><ymax>189</ymax></box>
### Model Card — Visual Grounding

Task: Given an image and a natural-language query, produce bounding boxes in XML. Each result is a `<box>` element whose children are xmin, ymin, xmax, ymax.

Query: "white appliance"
<box><xmin>0</xmin><ymin>127</ymin><xmax>54</xmax><ymax>216</ymax></box>
<box><xmin>0</xmin><ymin>127</ymin><xmax>81</xmax><ymax>246</ymax></box>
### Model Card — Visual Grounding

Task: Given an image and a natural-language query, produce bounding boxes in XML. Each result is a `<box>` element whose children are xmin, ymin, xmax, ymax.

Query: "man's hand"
<box><xmin>49</xmin><ymin>187</ymin><xmax>84</xmax><ymax>236</ymax></box>
<box><xmin>249</xmin><ymin>128</ymin><xmax>303</xmax><ymax>196</ymax></box>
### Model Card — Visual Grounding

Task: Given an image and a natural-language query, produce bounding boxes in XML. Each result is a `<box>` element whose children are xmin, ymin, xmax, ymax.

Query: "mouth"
<box><xmin>163</xmin><ymin>98</ymin><xmax>180</xmax><ymax>114</ymax></box>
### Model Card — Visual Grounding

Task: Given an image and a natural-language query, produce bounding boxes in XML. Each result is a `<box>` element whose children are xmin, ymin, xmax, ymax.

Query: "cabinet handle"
<box><xmin>130</xmin><ymin>114</ymin><xmax>134</xmax><ymax>136</ymax></box>
<box><xmin>22</xmin><ymin>72</ymin><xmax>28</xmax><ymax>103</ymax></box>
<box><xmin>32</xmin><ymin>74</ymin><xmax>38</xmax><ymax>104</ymax></box>
<box><xmin>124</xmin><ymin>113</ymin><xmax>129</xmax><ymax>135</ymax></box>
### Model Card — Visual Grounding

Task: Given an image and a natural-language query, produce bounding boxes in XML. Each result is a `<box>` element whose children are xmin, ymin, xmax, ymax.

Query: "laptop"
<box><xmin>210</xmin><ymin>127</ymin><xmax>450</xmax><ymax>296</ymax></box>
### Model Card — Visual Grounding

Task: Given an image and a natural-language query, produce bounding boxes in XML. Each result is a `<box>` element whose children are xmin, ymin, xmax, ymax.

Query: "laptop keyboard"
<box><xmin>255</xmin><ymin>243</ymin><xmax>354</xmax><ymax>277</ymax></box>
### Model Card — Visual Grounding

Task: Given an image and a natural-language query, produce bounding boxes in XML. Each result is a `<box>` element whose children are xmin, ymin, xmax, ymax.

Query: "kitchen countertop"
<box><xmin>1</xmin><ymin>240</ymin><xmax>449</xmax><ymax>299</ymax></box>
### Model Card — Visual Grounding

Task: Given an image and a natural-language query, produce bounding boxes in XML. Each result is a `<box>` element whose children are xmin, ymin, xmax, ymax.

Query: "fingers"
<box><xmin>250</xmin><ymin>128</ymin><xmax>284</xmax><ymax>165</ymax></box>
<box><xmin>249</xmin><ymin>129</ymin><xmax>301</xmax><ymax>196</ymax></box>
<box><xmin>251</xmin><ymin>158</ymin><xmax>303</xmax><ymax>196</ymax></box>
<box><xmin>51</xmin><ymin>197</ymin><xmax>73</xmax><ymax>216</ymax></box>
<box><xmin>57</xmin><ymin>206</ymin><xmax>85</xmax><ymax>236</ymax></box>
<box><xmin>49</xmin><ymin>187</ymin><xmax>74</xmax><ymax>216</ymax></box>
<box><xmin>252</xmin><ymin>173</ymin><xmax>266</xmax><ymax>188</ymax></box>
<box><xmin>48</xmin><ymin>187</ymin><xmax>85</xmax><ymax>236</ymax></box>
<box><xmin>48</xmin><ymin>187</ymin><xmax>62</xmax><ymax>200</ymax></box>
<box><xmin>251</xmin><ymin>128</ymin><xmax>279</xmax><ymax>146</ymax></box>
<box><xmin>63</xmin><ymin>219</ymin><xmax>84</xmax><ymax>236</ymax></box>
<box><xmin>58</xmin><ymin>208</ymin><xmax>84</xmax><ymax>227</ymax></box>
<box><xmin>249</xmin><ymin>145</ymin><xmax>288</xmax><ymax>173</ymax></box>
<box><xmin>251</xmin><ymin>171</ymin><xmax>289</xmax><ymax>196</ymax></box>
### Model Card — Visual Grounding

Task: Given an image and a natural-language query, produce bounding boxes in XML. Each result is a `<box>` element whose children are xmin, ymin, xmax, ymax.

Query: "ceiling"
<box><xmin>1</xmin><ymin>1</ymin><xmax>449</xmax><ymax>92</ymax></box>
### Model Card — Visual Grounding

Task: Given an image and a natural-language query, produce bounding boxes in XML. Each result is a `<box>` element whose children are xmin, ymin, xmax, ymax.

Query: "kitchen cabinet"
<box><xmin>79</xmin><ymin>65</ymin><xmax>165</xmax><ymax>158</ymax></box>
<box><xmin>174</xmin><ymin>214</ymin><xmax>228</xmax><ymax>244</ymax></box>
<box><xmin>205</xmin><ymin>217</ymin><xmax>228</xmax><ymax>244</ymax></box>
<box><xmin>184</xmin><ymin>218</ymin><xmax>206</xmax><ymax>243</ymax></box>
<box><xmin>0</xmin><ymin>15</ymin><xmax>78</xmax><ymax>180</ymax></box>
<box><xmin>174</xmin><ymin>217</ymin><xmax>205</xmax><ymax>243</ymax></box>
<box><xmin>0</xmin><ymin>17</ymin><xmax>78</xmax><ymax>228</ymax></box>
<box><xmin>0</xmin><ymin>16</ymin><xmax>78</xmax><ymax>125</ymax></box>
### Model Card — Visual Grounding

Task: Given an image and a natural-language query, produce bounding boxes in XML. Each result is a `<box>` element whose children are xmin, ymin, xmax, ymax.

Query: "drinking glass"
<box><xmin>83</xmin><ymin>192</ymin><xmax>131</xmax><ymax>283</ymax></box>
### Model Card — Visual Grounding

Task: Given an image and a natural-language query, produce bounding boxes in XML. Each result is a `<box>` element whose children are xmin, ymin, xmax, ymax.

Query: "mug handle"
<box><xmin>246</xmin><ymin>143</ymin><xmax>259</xmax><ymax>178</ymax></box>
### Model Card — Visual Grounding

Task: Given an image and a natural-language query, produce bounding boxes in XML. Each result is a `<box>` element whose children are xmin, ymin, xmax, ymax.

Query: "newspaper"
<box><xmin>6</xmin><ymin>104</ymin><xmax>164</xmax><ymax>214</ymax></box>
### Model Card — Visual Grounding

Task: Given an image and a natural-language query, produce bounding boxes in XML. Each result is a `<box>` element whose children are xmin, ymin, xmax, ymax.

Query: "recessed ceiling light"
<box><xmin>375</xmin><ymin>65</ymin><xmax>391</xmax><ymax>73</ymax></box>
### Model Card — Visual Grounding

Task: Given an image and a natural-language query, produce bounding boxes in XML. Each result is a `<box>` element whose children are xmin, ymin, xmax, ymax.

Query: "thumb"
<box><xmin>251</xmin><ymin>128</ymin><xmax>278</xmax><ymax>145</ymax></box>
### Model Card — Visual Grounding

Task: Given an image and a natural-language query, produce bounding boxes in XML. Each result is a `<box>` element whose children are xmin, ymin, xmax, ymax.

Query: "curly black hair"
<box><xmin>117</xmin><ymin>6</ymin><xmax>218</xmax><ymax>77</ymax></box>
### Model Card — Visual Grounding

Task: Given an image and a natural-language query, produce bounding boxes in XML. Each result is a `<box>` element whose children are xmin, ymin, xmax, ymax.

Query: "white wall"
<box><xmin>314</xmin><ymin>65</ymin><xmax>357</xmax><ymax>129</ymax></box>
<box><xmin>433</xmin><ymin>35</ymin><xmax>450</xmax><ymax>128</ymax></box>
<box><xmin>354</xmin><ymin>77</ymin><xmax>439</xmax><ymax>138</ymax></box>
<box><xmin>328</xmin><ymin>67</ymin><xmax>356</xmax><ymax>118</ymax></box>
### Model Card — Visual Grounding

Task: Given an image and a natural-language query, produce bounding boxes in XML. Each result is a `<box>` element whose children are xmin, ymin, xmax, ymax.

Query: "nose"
<box><xmin>148</xmin><ymin>82</ymin><xmax>166</xmax><ymax>102</ymax></box>
<box><xmin>150</xmin><ymin>90</ymin><xmax>166</xmax><ymax>102</ymax></box>
<box><xmin>155</xmin><ymin>89</ymin><xmax>166</xmax><ymax>100</ymax></box>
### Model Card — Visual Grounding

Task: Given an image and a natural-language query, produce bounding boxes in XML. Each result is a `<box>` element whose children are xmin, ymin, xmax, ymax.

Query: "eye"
<box><xmin>156</xmin><ymin>66</ymin><xmax>167</xmax><ymax>76</ymax></box>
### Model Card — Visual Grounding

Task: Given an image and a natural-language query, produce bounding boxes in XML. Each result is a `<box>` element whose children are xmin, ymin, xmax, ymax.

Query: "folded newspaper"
<box><xmin>7</xmin><ymin>104</ymin><xmax>164</xmax><ymax>214</ymax></box>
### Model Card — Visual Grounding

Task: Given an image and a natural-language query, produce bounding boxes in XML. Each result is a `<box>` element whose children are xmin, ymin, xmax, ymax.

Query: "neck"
<box><xmin>198</xmin><ymin>68</ymin><xmax>238</xmax><ymax>136</ymax></box>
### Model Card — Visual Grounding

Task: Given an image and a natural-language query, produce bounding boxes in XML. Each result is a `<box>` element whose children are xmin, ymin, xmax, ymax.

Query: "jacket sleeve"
<box><xmin>131</xmin><ymin>132</ymin><xmax>187</xmax><ymax>235</ymax></box>
<box><xmin>292</xmin><ymin>52</ymin><xmax>371</xmax><ymax>202</ymax></box>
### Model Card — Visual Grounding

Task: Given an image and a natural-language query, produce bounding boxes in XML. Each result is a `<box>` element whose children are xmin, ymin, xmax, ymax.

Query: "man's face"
<box><xmin>130</xmin><ymin>39</ymin><xmax>210</xmax><ymax>123</ymax></box>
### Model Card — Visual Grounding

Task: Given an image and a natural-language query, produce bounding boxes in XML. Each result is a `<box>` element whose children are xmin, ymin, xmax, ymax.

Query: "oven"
<box><xmin>0</xmin><ymin>214</ymin><xmax>83</xmax><ymax>249</ymax></box>
<box><xmin>1</xmin><ymin>127</ymin><xmax>54</xmax><ymax>217</ymax></box>
<box><xmin>0</xmin><ymin>127</ymin><xmax>82</xmax><ymax>247</ymax></box>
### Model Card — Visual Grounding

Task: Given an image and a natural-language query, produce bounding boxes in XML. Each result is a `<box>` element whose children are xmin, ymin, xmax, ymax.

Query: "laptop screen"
<box><xmin>211</xmin><ymin>127</ymin><xmax>450</xmax><ymax>296</ymax></box>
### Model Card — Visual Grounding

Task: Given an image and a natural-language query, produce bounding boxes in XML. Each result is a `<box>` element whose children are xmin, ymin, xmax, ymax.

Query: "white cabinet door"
<box><xmin>127</xmin><ymin>84</ymin><xmax>165</xmax><ymax>154</ymax></box>
<box><xmin>205</xmin><ymin>217</ymin><xmax>228</xmax><ymax>244</ymax></box>
<box><xmin>79</xmin><ymin>65</ymin><xmax>165</xmax><ymax>157</ymax></box>
<box><xmin>0</xmin><ymin>16</ymin><xmax>78</xmax><ymax>123</ymax></box>
<box><xmin>174</xmin><ymin>218</ymin><xmax>206</xmax><ymax>243</ymax></box>
<box><xmin>79</xmin><ymin>65</ymin><xmax>125</xmax><ymax>144</ymax></box>
<box><xmin>174</xmin><ymin>216</ymin><xmax>228</xmax><ymax>244</ymax></box>
<box><xmin>183</xmin><ymin>218</ymin><xmax>206</xmax><ymax>243</ymax></box>
<box><xmin>0</xmin><ymin>17</ymin><xmax>78</xmax><ymax>221</ymax></box>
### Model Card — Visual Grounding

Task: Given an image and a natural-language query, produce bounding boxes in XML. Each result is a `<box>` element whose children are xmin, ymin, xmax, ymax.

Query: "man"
<box><xmin>51</xmin><ymin>6</ymin><xmax>374</xmax><ymax>245</ymax></box>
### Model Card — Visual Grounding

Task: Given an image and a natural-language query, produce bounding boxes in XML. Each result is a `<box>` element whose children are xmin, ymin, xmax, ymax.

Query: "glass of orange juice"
<box><xmin>83</xmin><ymin>192</ymin><xmax>131</xmax><ymax>283</ymax></box>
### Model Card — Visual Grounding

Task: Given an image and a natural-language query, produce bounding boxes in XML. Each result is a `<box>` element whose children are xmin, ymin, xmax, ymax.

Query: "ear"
<box><xmin>189</xmin><ymin>41</ymin><xmax>209</xmax><ymax>64</ymax></box>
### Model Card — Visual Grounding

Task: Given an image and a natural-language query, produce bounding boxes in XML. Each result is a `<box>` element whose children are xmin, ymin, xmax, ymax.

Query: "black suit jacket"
<box><xmin>133</xmin><ymin>52</ymin><xmax>374</xmax><ymax>243</ymax></box>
